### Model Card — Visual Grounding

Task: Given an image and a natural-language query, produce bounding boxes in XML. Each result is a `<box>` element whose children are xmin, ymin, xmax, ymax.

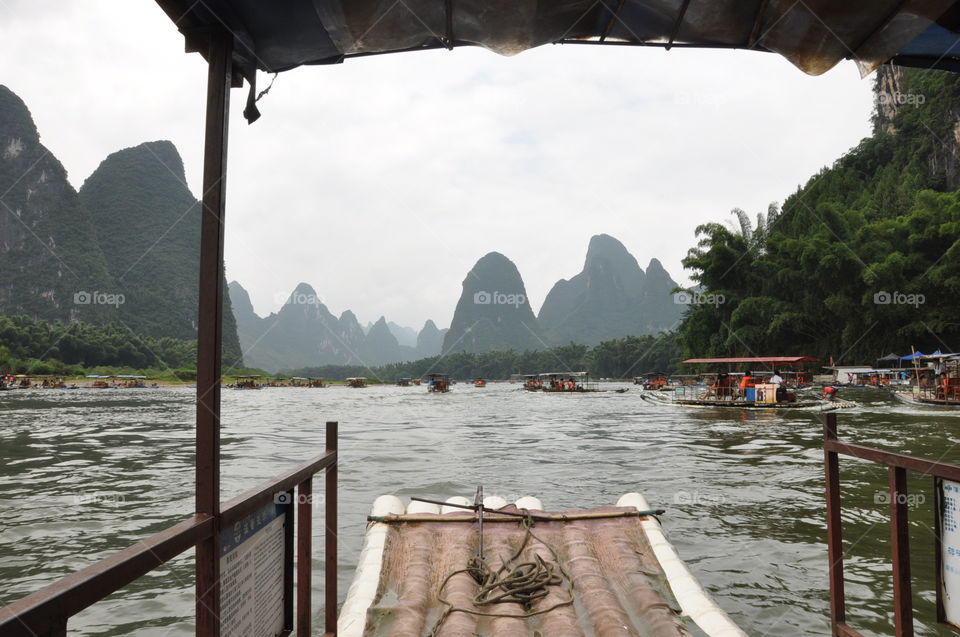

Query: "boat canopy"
<box><xmin>682</xmin><ymin>356</ymin><xmax>818</xmax><ymax>365</ymax></box>
<box><xmin>155</xmin><ymin>1</ymin><xmax>960</xmax><ymax>124</ymax></box>
<box><xmin>539</xmin><ymin>371</ymin><xmax>590</xmax><ymax>377</ymax></box>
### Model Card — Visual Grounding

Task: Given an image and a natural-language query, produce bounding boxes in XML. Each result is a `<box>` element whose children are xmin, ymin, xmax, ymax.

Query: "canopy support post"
<box><xmin>196</xmin><ymin>25</ymin><xmax>233</xmax><ymax>637</ymax></box>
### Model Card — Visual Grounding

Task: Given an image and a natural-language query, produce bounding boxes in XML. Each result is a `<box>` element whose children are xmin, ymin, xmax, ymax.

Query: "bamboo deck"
<box><xmin>339</xmin><ymin>494</ymin><xmax>746</xmax><ymax>637</ymax></box>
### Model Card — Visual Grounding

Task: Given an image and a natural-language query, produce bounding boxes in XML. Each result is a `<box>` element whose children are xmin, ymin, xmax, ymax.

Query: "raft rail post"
<box><xmin>823</xmin><ymin>412</ymin><xmax>847</xmax><ymax>633</ymax></box>
<box><xmin>889</xmin><ymin>465</ymin><xmax>913</xmax><ymax>637</ymax></box>
<box><xmin>297</xmin><ymin>477</ymin><xmax>312</xmax><ymax>635</ymax></box>
<box><xmin>822</xmin><ymin>412</ymin><xmax>960</xmax><ymax>636</ymax></box>
<box><xmin>195</xmin><ymin>23</ymin><xmax>233</xmax><ymax>637</ymax></box>
<box><xmin>325</xmin><ymin>421</ymin><xmax>339</xmax><ymax>636</ymax></box>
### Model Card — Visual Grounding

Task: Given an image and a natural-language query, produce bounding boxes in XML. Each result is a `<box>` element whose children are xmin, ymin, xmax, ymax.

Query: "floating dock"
<box><xmin>339</xmin><ymin>493</ymin><xmax>746</xmax><ymax>637</ymax></box>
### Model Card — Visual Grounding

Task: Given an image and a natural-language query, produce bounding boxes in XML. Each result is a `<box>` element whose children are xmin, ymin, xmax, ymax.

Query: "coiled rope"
<box><xmin>428</xmin><ymin>513</ymin><xmax>573</xmax><ymax>636</ymax></box>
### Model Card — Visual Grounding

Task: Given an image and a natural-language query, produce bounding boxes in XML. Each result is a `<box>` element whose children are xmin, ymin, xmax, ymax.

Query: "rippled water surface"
<box><xmin>3</xmin><ymin>383</ymin><xmax>960</xmax><ymax>635</ymax></box>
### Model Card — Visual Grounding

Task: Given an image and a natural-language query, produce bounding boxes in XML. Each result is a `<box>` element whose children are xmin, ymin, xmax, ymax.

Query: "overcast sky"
<box><xmin>0</xmin><ymin>1</ymin><xmax>875</xmax><ymax>331</ymax></box>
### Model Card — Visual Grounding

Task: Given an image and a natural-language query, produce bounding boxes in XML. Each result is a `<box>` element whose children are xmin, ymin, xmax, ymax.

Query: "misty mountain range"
<box><xmin>231</xmin><ymin>234</ymin><xmax>683</xmax><ymax>371</ymax></box>
<box><xmin>0</xmin><ymin>84</ymin><xmax>683</xmax><ymax>373</ymax></box>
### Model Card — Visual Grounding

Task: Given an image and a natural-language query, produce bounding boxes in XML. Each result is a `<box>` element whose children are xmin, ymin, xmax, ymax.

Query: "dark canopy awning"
<box><xmin>155</xmin><ymin>0</ymin><xmax>960</xmax><ymax>79</ymax></box>
<box><xmin>682</xmin><ymin>356</ymin><xmax>818</xmax><ymax>365</ymax></box>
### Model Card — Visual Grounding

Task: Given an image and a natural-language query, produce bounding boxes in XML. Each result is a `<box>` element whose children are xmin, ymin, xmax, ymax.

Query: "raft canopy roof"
<box><xmin>155</xmin><ymin>1</ymin><xmax>960</xmax><ymax>101</ymax></box>
<box><xmin>682</xmin><ymin>356</ymin><xmax>818</xmax><ymax>365</ymax></box>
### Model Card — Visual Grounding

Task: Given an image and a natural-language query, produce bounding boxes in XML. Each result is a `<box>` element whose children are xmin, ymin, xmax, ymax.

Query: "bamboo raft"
<box><xmin>640</xmin><ymin>390</ymin><xmax>857</xmax><ymax>412</ymax></box>
<box><xmin>339</xmin><ymin>493</ymin><xmax>746</xmax><ymax>637</ymax></box>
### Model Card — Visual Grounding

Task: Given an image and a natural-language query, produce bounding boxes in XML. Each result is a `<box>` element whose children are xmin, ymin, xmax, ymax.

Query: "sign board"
<box><xmin>220</xmin><ymin>501</ymin><xmax>288</xmax><ymax>637</ymax></box>
<box><xmin>941</xmin><ymin>479</ymin><xmax>960</xmax><ymax>628</ymax></box>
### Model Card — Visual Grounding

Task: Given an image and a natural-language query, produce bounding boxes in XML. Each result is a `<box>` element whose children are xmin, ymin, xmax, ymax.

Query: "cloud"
<box><xmin>0</xmin><ymin>2</ymin><xmax>874</xmax><ymax>330</ymax></box>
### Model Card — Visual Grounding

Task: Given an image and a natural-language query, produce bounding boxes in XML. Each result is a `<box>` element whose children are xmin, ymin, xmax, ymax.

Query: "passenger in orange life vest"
<box><xmin>739</xmin><ymin>371</ymin><xmax>754</xmax><ymax>398</ymax></box>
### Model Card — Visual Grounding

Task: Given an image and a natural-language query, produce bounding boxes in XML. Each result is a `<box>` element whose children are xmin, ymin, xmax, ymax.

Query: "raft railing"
<box><xmin>0</xmin><ymin>422</ymin><xmax>338</xmax><ymax>637</ymax></box>
<box><xmin>823</xmin><ymin>412</ymin><xmax>960</xmax><ymax>636</ymax></box>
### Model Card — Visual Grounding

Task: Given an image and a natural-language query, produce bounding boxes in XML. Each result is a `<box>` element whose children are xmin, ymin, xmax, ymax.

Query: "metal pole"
<box><xmin>325</xmin><ymin>422</ymin><xmax>338</xmax><ymax>636</ymax></box>
<box><xmin>195</xmin><ymin>25</ymin><xmax>233</xmax><ymax>637</ymax></box>
<box><xmin>823</xmin><ymin>412</ymin><xmax>846</xmax><ymax>632</ymax></box>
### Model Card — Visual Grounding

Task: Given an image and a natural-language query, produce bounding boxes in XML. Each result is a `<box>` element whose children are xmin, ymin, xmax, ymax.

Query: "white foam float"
<box><xmin>337</xmin><ymin>495</ymin><xmax>403</xmax><ymax>637</ymax></box>
<box><xmin>618</xmin><ymin>493</ymin><xmax>747</xmax><ymax>637</ymax></box>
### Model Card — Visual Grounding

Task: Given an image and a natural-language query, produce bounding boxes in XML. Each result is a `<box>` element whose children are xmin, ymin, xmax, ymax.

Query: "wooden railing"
<box><xmin>0</xmin><ymin>422</ymin><xmax>338</xmax><ymax>637</ymax></box>
<box><xmin>823</xmin><ymin>412</ymin><xmax>960</xmax><ymax>637</ymax></box>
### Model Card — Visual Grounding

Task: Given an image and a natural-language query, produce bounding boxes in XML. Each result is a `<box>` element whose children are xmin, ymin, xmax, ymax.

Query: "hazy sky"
<box><xmin>0</xmin><ymin>1</ymin><xmax>875</xmax><ymax>330</ymax></box>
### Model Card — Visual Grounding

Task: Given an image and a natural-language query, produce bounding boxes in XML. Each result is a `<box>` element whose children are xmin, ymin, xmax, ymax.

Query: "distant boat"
<box><xmin>538</xmin><ymin>372</ymin><xmax>602</xmax><ymax>393</ymax></box>
<box><xmin>396</xmin><ymin>378</ymin><xmax>412</xmax><ymax>387</ymax></box>
<box><xmin>473</xmin><ymin>378</ymin><xmax>486</xmax><ymax>388</ymax></box>
<box><xmin>291</xmin><ymin>376</ymin><xmax>327</xmax><ymax>388</ymax></box>
<box><xmin>425</xmin><ymin>373</ymin><xmax>450</xmax><ymax>393</ymax></box>
<box><xmin>892</xmin><ymin>352</ymin><xmax>960</xmax><ymax>407</ymax></box>
<box><xmin>85</xmin><ymin>375</ymin><xmax>117</xmax><ymax>389</ymax></box>
<box><xmin>637</xmin><ymin>372</ymin><xmax>670</xmax><ymax>391</ymax></box>
<box><xmin>232</xmin><ymin>375</ymin><xmax>263</xmax><ymax>390</ymax></box>
<box><xmin>346</xmin><ymin>377</ymin><xmax>368</xmax><ymax>388</ymax></box>
<box><xmin>643</xmin><ymin>356</ymin><xmax>855</xmax><ymax>411</ymax></box>
<box><xmin>117</xmin><ymin>375</ymin><xmax>147</xmax><ymax>388</ymax></box>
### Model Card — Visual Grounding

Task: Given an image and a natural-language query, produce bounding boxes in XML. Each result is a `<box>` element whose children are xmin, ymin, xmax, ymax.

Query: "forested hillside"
<box><xmin>0</xmin><ymin>85</ymin><xmax>242</xmax><ymax>366</ymax></box>
<box><xmin>678</xmin><ymin>65</ymin><xmax>960</xmax><ymax>364</ymax></box>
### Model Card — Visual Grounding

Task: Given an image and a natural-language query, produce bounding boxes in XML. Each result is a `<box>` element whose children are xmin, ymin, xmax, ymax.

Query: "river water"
<box><xmin>2</xmin><ymin>383</ymin><xmax>959</xmax><ymax>635</ymax></box>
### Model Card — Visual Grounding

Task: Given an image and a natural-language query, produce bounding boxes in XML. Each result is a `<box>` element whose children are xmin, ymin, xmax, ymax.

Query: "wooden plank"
<box><xmin>220</xmin><ymin>452</ymin><xmax>336</xmax><ymax>527</ymax></box>
<box><xmin>823</xmin><ymin>413</ymin><xmax>847</xmax><ymax>629</ymax></box>
<box><xmin>824</xmin><ymin>440</ymin><xmax>960</xmax><ymax>482</ymax></box>
<box><xmin>298</xmin><ymin>478</ymin><xmax>313</xmax><ymax>636</ymax></box>
<box><xmin>326</xmin><ymin>422</ymin><xmax>339</xmax><ymax>635</ymax></box>
<box><xmin>890</xmin><ymin>467</ymin><xmax>914</xmax><ymax>636</ymax></box>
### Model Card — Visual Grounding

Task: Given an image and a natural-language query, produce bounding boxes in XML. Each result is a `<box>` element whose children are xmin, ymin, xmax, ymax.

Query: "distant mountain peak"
<box><xmin>0</xmin><ymin>85</ymin><xmax>40</xmax><ymax>145</ymax></box>
<box><xmin>228</xmin><ymin>280</ymin><xmax>256</xmax><ymax>317</ymax></box>
<box><xmin>538</xmin><ymin>235</ymin><xmax>681</xmax><ymax>345</ymax></box>
<box><xmin>443</xmin><ymin>252</ymin><xmax>543</xmax><ymax>354</ymax></box>
<box><xmin>646</xmin><ymin>257</ymin><xmax>668</xmax><ymax>275</ymax></box>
